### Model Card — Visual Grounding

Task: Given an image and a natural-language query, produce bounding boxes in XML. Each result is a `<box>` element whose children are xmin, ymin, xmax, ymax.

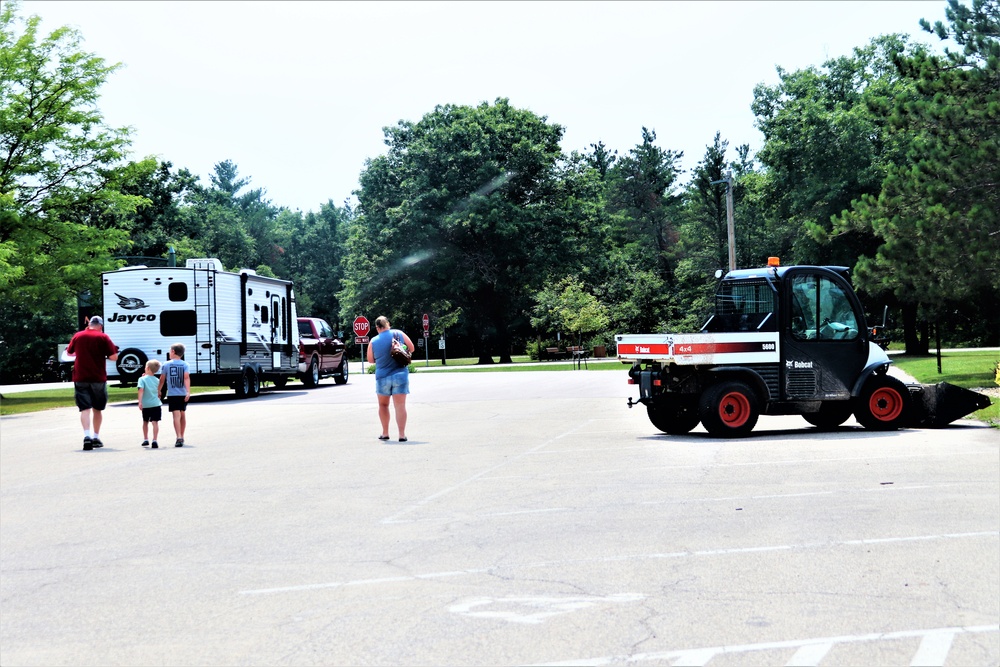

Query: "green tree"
<box><xmin>341</xmin><ymin>98</ymin><xmax>588</xmax><ymax>363</ymax></box>
<box><xmin>0</xmin><ymin>1</ymin><xmax>146</xmax><ymax>311</ymax></box>
<box><xmin>751</xmin><ymin>35</ymin><xmax>919</xmax><ymax>267</ymax></box>
<box><xmin>531</xmin><ymin>276</ymin><xmax>609</xmax><ymax>347</ymax></box>
<box><xmin>835</xmin><ymin>0</ymin><xmax>1000</xmax><ymax>350</ymax></box>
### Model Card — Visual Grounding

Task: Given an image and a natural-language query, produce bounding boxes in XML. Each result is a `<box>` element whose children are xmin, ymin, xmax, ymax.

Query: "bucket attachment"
<box><xmin>907</xmin><ymin>382</ymin><xmax>993</xmax><ymax>427</ymax></box>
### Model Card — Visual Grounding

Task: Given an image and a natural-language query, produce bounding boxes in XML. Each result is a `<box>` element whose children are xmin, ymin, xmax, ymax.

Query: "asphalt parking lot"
<box><xmin>1</xmin><ymin>370</ymin><xmax>997</xmax><ymax>666</ymax></box>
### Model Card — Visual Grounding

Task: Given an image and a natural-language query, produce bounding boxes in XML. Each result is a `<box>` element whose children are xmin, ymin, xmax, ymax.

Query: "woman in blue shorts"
<box><xmin>367</xmin><ymin>316</ymin><xmax>415</xmax><ymax>442</ymax></box>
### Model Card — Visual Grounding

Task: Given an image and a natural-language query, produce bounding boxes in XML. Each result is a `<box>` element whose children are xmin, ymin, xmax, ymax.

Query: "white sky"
<box><xmin>20</xmin><ymin>1</ymin><xmax>945</xmax><ymax>213</ymax></box>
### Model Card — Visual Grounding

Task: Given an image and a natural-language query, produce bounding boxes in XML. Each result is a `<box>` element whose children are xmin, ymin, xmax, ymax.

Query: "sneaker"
<box><xmin>151</xmin><ymin>441</ymin><xmax>158</xmax><ymax>449</ymax></box>
<box><xmin>175</xmin><ymin>438</ymin><xmax>184</xmax><ymax>447</ymax></box>
<box><xmin>83</xmin><ymin>436</ymin><xmax>93</xmax><ymax>451</ymax></box>
<box><xmin>91</xmin><ymin>437</ymin><xmax>103</xmax><ymax>448</ymax></box>
<box><xmin>141</xmin><ymin>440</ymin><xmax>150</xmax><ymax>447</ymax></box>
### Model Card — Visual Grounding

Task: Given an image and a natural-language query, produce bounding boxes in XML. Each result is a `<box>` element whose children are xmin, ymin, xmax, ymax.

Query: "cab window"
<box><xmin>790</xmin><ymin>275</ymin><xmax>859</xmax><ymax>341</ymax></box>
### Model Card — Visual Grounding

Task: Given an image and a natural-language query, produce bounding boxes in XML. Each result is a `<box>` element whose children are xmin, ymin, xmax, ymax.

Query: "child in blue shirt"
<box><xmin>157</xmin><ymin>343</ymin><xmax>191</xmax><ymax>447</ymax></box>
<box><xmin>137</xmin><ymin>359</ymin><xmax>162</xmax><ymax>448</ymax></box>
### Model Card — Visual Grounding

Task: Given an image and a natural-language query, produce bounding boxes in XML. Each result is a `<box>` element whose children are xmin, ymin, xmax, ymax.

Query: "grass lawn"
<box><xmin>0</xmin><ymin>385</ymin><xmax>224</xmax><ymax>416</ymax></box>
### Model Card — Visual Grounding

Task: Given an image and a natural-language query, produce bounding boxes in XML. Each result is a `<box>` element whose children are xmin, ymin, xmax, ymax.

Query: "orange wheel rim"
<box><xmin>719</xmin><ymin>391</ymin><xmax>751</xmax><ymax>427</ymax></box>
<box><xmin>869</xmin><ymin>387</ymin><xmax>904</xmax><ymax>421</ymax></box>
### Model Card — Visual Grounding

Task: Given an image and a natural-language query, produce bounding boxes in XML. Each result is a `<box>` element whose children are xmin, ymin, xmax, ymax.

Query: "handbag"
<box><xmin>390</xmin><ymin>332</ymin><xmax>412</xmax><ymax>366</ymax></box>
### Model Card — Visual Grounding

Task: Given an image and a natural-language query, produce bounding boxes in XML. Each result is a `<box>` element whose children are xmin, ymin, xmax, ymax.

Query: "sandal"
<box><xmin>378</xmin><ymin>435</ymin><xmax>390</xmax><ymax>441</ymax></box>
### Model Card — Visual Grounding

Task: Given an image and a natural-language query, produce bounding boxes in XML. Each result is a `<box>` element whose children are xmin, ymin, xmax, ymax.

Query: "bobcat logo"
<box><xmin>115</xmin><ymin>293</ymin><xmax>148</xmax><ymax>310</ymax></box>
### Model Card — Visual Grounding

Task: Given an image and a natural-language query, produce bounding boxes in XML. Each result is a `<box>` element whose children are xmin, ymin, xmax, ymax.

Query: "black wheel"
<box><xmin>301</xmin><ymin>357</ymin><xmax>320</xmax><ymax>388</ymax></box>
<box><xmin>802</xmin><ymin>401</ymin><xmax>854</xmax><ymax>430</ymax></box>
<box><xmin>647</xmin><ymin>399</ymin><xmax>699</xmax><ymax>434</ymax></box>
<box><xmin>236</xmin><ymin>368</ymin><xmax>259</xmax><ymax>398</ymax></box>
<box><xmin>116</xmin><ymin>348</ymin><xmax>148</xmax><ymax>383</ymax></box>
<box><xmin>699</xmin><ymin>380</ymin><xmax>760</xmax><ymax>438</ymax></box>
<box><xmin>248</xmin><ymin>369</ymin><xmax>261</xmax><ymax>397</ymax></box>
<box><xmin>854</xmin><ymin>375</ymin><xmax>910</xmax><ymax>430</ymax></box>
<box><xmin>334</xmin><ymin>358</ymin><xmax>349</xmax><ymax>385</ymax></box>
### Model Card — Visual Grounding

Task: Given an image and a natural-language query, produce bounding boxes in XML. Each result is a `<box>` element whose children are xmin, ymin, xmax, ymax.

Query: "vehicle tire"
<box><xmin>334</xmin><ymin>358</ymin><xmax>349</xmax><ymax>385</ymax></box>
<box><xmin>699</xmin><ymin>380</ymin><xmax>759</xmax><ymax>438</ymax></box>
<box><xmin>854</xmin><ymin>375</ymin><xmax>910</xmax><ymax>431</ymax></box>
<box><xmin>116</xmin><ymin>348</ymin><xmax>147</xmax><ymax>383</ymax></box>
<box><xmin>236</xmin><ymin>368</ymin><xmax>259</xmax><ymax>399</ymax></box>
<box><xmin>647</xmin><ymin>399</ymin><xmax>699</xmax><ymax>435</ymax></box>
<box><xmin>802</xmin><ymin>401</ymin><xmax>853</xmax><ymax>430</ymax></box>
<box><xmin>301</xmin><ymin>356</ymin><xmax>320</xmax><ymax>388</ymax></box>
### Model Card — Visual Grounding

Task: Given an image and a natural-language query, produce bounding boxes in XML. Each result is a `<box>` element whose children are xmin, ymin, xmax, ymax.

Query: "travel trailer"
<box><xmin>101</xmin><ymin>258</ymin><xmax>298</xmax><ymax>398</ymax></box>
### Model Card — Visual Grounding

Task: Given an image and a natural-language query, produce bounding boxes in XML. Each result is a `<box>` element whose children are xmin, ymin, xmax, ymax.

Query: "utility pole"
<box><xmin>710</xmin><ymin>170</ymin><xmax>736</xmax><ymax>272</ymax></box>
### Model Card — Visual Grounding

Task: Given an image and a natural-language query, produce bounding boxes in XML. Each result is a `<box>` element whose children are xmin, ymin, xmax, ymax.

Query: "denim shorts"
<box><xmin>375</xmin><ymin>370</ymin><xmax>410</xmax><ymax>396</ymax></box>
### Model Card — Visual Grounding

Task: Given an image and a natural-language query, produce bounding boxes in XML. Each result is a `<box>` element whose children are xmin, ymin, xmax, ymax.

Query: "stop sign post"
<box><xmin>354</xmin><ymin>316</ymin><xmax>370</xmax><ymax>372</ymax></box>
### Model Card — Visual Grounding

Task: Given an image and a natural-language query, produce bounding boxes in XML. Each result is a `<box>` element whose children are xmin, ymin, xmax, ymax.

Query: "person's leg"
<box><xmin>151</xmin><ymin>419</ymin><xmax>159</xmax><ymax>441</ymax></box>
<box><xmin>392</xmin><ymin>394</ymin><xmax>407</xmax><ymax>440</ymax></box>
<box><xmin>377</xmin><ymin>395</ymin><xmax>391</xmax><ymax>437</ymax></box>
<box><xmin>92</xmin><ymin>409</ymin><xmax>103</xmax><ymax>437</ymax></box>
<box><xmin>79</xmin><ymin>408</ymin><xmax>92</xmax><ymax>434</ymax></box>
<box><xmin>142</xmin><ymin>419</ymin><xmax>149</xmax><ymax>441</ymax></box>
<box><xmin>177</xmin><ymin>409</ymin><xmax>186</xmax><ymax>439</ymax></box>
<box><xmin>172</xmin><ymin>409</ymin><xmax>183</xmax><ymax>440</ymax></box>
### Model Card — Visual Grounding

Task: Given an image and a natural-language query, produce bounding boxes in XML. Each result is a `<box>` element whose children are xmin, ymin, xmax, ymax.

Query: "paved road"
<box><xmin>1</xmin><ymin>370</ymin><xmax>997</xmax><ymax>666</ymax></box>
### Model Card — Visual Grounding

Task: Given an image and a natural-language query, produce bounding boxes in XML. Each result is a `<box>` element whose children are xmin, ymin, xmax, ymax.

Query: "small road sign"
<box><xmin>353</xmin><ymin>316</ymin><xmax>370</xmax><ymax>338</ymax></box>
<box><xmin>422</xmin><ymin>313</ymin><xmax>430</xmax><ymax>332</ymax></box>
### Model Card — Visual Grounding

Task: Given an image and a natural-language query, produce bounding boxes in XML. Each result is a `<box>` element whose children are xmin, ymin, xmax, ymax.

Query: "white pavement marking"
<box><xmin>485</xmin><ymin>450</ymin><xmax>997</xmax><ymax>480</ymax></box>
<box><xmin>238</xmin><ymin>531</ymin><xmax>998</xmax><ymax>595</ymax></box>
<box><xmin>380</xmin><ymin>420</ymin><xmax>592</xmax><ymax>524</ymax></box>
<box><xmin>447</xmin><ymin>593</ymin><xmax>646</xmax><ymax>625</ymax></box>
<box><xmin>386</xmin><ymin>483</ymin><xmax>973</xmax><ymax>526</ymax></box>
<box><xmin>537</xmin><ymin>625</ymin><xmax>1000</xmax><ymax>667</ymax></box>
<box><xmin>909</xmin><ymin>628</ymin><xmax>957</xmax><ymax>666</ymax></box>
<box><xmin>786</xmin><ymin>641</ymin><xmax>834</xmax><ymax>666</ymax></box>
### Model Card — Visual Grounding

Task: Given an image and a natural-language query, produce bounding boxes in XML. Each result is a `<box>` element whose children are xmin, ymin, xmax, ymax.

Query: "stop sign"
<box><xmin>422</xmin><ymin>313</ymin><xmax>430</xmax><ymax>332</ymax></box>
<box><xmin>353</xmin><ymin>316</ymin><xmax>370</xmax><ymax>338</ymax></box>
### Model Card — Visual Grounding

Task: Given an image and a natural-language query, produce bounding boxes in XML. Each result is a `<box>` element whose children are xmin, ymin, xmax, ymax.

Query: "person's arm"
<box><xmin>183</xmin><ymin>371</ymin><xmax>191</xmax><ymax>402</ymax></box>
<box><xmin>367</xmin><ymin>337</ymin><xmax>376</xmax><ymax>364</ymax></box>
<box><xmin>158</xmin><ymin>373</ymin><xmax>166</xmax><ymax>395</ymax></box>
<box><xmin>401</xmin><ymin>332</ymin><xmax>415</xmax><ymax>351</ymax></box>
<box><xmin>106</xmin><ymin>337</ymin><xmax>119</xmax><ymax>362</ymax></box>
<box><xmin>137</xmin><ymin>383</ymin><xmax>144</xmax><ymax>409</ymax></box>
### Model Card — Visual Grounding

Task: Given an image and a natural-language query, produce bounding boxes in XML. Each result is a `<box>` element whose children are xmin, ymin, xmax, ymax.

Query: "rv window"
<box><xmin>169</xmin><ymin>283</ymin><xmax>188</xmax><ymax>302</ymax></box>
<box><xmin>160</xmin><ymin>310</ymin><xmax>197</xmax><ymax>337</ymax></box>
<box><xmin>261</xmin><ymin>306</ymin><xmax>269</xmax><ymax>324</ymax></box>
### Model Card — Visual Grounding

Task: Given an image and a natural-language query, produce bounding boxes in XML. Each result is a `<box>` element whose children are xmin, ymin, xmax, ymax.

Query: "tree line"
<box><xmin>2</xmin><ymin>0</ymin><xmax>997</xmax><ymax>381</ymax></box>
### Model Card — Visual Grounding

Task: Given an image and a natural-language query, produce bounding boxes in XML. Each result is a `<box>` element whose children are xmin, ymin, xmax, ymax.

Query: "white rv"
<box><xmin>101</xmin><ymin>258</ymin><xmax>299</xmax><ymax>398</ymax></box>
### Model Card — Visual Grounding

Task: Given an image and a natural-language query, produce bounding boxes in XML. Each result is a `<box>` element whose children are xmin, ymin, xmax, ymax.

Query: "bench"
<box><xmin>544</xmin><ymin>347</ymin><xmax>567</xmax><ymax>361</ymax></box>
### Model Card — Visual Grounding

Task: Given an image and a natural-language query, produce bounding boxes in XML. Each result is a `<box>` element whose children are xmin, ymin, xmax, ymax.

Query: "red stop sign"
<box><xmin>422</xmin><ymin>313</ymin><xmax>430</xmax><ymax>332</ymax></box>
<box><xmin>353</xmin><ymin>316</ymin><xmax>370</xmax><ymax>338</ymax></box>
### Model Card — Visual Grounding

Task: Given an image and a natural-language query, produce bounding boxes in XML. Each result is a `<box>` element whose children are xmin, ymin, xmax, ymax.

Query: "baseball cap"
<box><xmin>89</xmin><ymin>316</ymin><xmax>104</xmax><ymax>326</ymax></box>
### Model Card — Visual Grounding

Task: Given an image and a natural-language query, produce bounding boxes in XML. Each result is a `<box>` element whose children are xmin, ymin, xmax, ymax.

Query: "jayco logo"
<box><xmin>115</xmin><ymin>293</ymin><xmax>148</xmax><ymax>310</ymax></box>
<box><xmin>108</xmin><ymin>313</ymin><xmax>157</xmax><ymax>324</ymax></box>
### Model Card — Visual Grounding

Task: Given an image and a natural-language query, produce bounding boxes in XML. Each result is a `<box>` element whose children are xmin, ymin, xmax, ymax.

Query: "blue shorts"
<box><xmin>375</xmin><ymin>370</ymin><xmax>410</xmax><ymax>396</ymax></box>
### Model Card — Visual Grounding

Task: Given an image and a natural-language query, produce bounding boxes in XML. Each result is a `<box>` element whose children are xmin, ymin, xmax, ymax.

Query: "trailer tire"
<box><xmin>116</xmin><ymin>348</ymin><xmax>147</xmax><ymax>383</ymax></box>
<box><xmin>802</xmin><ymin>401</ymin><xmax>853</xmax><ymax>430</ymax></box>
<box><xmin>301</xmin><ymin>356</ymin><xmax>320</xmax><ymax>388</ymax></box>
<box><xmin>647</xmin><ymin>400</ymin><xmax>699</xmax><ymax>435</ymax></box>
<box><xmin>700</xmin><ymin>380</ymin><xmax>759</xmax><ymax>438</ymax></box>
<box><xmin>855</xmin><ymin>375</ymin><xmax>910</xmax><ymax>430</ymax></box>
<box><xmin>334</xmin><ymin>358</ymin><xmax>349</xmax><ymax>385</ymax></box>
<box><xmin>237</xmin><ymin>368</ymin><xmax>260</xmax><ymax>399</ymax></box>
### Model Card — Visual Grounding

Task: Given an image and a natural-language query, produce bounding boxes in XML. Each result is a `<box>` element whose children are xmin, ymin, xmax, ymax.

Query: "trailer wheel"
<box><xmin>116</xmin><ymin>348</ymin><xmax>147</xmax><ymax>383</ymax></box>
<box><xmin>236</xmin><ymin>368</ymin><xmax>260</xmax><ymax>399</ymax></box>
<box><xmin>855</xmin><ymin>376</ymin><xmax>910</xmax><ymax>430</ymax></box>
<box><xmin>700</xmin><ymin>381</ymin><xmax>759</xmax><ymax>438</ymax></box>
<box><xmin>334</xmin><ymin>358</ymin><xmax>349</xmax><ymax>385</ymax></box>
<box><xmin>647</xmin><ymin>400</ymin><xmax>699</xmax><ymax>434</ymax></box>
<box><xmin>802</xmin><ymin>402</ymin><xmax>853</xmax><ymax>430</ymax></box>
<box><xmin>301</xmin><ymin>356</ymin><xmax>320</xmax><ymax>388</ymax></box>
